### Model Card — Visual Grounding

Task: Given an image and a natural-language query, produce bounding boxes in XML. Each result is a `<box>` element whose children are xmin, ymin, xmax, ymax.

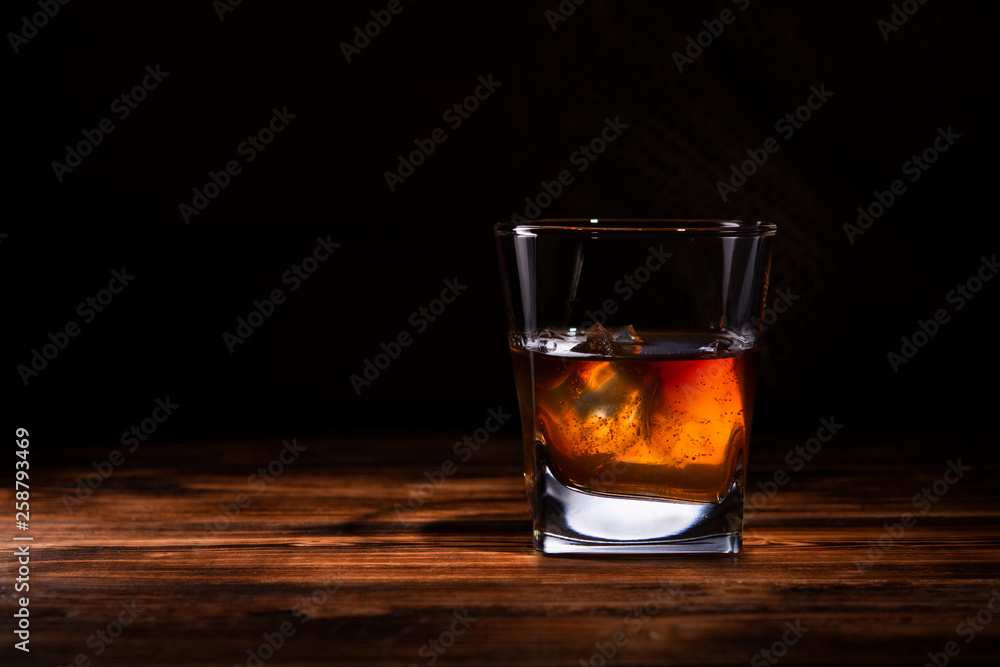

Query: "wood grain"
<box><xmin>2</xmin><ymin>430</ymin><xmax>998</xmax><ymax>666</ymax></box>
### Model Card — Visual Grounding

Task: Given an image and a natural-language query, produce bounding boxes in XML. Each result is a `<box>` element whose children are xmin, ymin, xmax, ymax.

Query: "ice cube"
<box><xmin>570</xmin><ymin>322</ymin><xmax>625</xmax><ymax>356</ymax></box>
<box><xmin>610</xmin><ymin>324</ymin><xmax>644</xmax><ymax>344</ymax></box>
<box><xmin>532</xmin><ymin>328</ymin><xmax>568</xmax><ymax>341</ymax></box>
<box><xmin>697</xmin><ymin>339</ymin><xmax>725</xmax><ymax>353</ymax></box>
<box><xmin>514</xmin><ymin>328</ymin><xmax>569</xmax><ymax>352</ymax></box>
<box><xmin>696</xmin><ymin>332</ymin><xmax>752</xmax><ymax>354</ymax></box>
<box><xmin>572</xmin><ymin>360</ymin><xmax>643</xmax><ymax>421</ymax></box>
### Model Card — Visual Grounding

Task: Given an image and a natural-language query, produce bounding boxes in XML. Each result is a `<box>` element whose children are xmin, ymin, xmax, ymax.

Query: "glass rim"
<box><xmin>494</xmin><ymin>218</ymin><xmax>777</xmax><ymax>236</ymax></box>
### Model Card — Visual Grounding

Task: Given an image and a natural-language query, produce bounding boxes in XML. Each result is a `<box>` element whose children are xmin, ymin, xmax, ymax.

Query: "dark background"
<box><xmin>7</xmin><ymin>0</ymin><xmax>998</xmax><ymax>447</ymax></box>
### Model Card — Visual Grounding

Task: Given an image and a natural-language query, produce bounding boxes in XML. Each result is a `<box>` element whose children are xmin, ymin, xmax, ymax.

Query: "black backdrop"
<box><xmin>7</xmin><ymin>0</ymin><xmax>998</xmax><ymax>447</ymax></box>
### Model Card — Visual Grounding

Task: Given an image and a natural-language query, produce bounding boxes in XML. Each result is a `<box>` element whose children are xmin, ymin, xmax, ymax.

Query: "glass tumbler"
<box><xmin>495</xmin><ymin>219</ymin><xmax>776</xmax><ymax>554</ymax></box>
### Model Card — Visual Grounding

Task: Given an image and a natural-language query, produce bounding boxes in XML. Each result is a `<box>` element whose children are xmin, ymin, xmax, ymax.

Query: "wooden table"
<box><xmin>4</xmin><ymin>429</ymin><xmax>998</xmax><ymax>666</ymax></box>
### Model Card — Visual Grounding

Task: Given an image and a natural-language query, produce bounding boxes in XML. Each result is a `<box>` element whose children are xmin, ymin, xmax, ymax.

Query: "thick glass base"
<box><xmin>531</xmin><ymin>445</ymin><xmax>743</xmax><ymax>555</ymax></box>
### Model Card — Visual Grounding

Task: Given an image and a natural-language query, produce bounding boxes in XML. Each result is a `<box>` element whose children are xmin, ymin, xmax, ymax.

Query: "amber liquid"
<box><xmin>512</xmin><ymin>336</ymin><xmax>757</xmax><ymax>503</ymax></box>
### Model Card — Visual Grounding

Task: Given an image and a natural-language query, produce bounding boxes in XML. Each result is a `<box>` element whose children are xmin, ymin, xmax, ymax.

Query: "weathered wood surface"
<box><xmin>2</xmin><ymin>430</ymin><xmax>998</xmax><ymax>666</ymax></box>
